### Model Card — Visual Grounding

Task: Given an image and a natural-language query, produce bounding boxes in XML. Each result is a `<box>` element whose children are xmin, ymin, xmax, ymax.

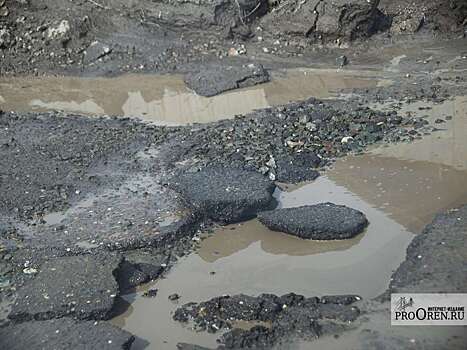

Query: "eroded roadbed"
<box><xmin>1</xmin><ymin>0</ymin><xmax>467</xmax><ymax>347</ymax></box>
<box><xmin>0</xmin><ymin>84</ymin><xmax>466</xmax><ymax>349</ymax></box>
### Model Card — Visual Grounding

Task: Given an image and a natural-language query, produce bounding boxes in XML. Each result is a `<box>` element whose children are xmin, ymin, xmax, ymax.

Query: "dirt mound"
<box><xmin>0</xmin><ymin>0</ymin><xmax>464</xmax><ymax>75</ymax></box>
<box><xmin>380</xmin><ymin>0</ymin><xmax>467</xmax><ymax>34</ymax></box>
<box><xmin>262</xmin><ymin>0</ymin><xmax>390</xmax><ymax>43</ymax></box>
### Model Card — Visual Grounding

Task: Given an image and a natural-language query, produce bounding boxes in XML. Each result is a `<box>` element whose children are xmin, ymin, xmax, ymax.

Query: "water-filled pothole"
<box><xmin>0</xmin><ymin>69</ymin><xmax>391</xmax><ymax>125</ymax></box>
<box><xmin>110</xmin><ymin>96</ymin><xmax>467</xmax><ymax>349</ymax></box>
<box><xmin>112</xmin><ymin>177</ymin><xmax>412</xmax><ymax>349</ymax></box>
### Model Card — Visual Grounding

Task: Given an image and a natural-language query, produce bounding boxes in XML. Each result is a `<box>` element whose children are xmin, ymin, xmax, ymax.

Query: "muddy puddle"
<box><xmin>112</xmin><ymin>173</ymin><xmax>415</xmax><ymax>350</ymax></box>
<box><xmin>110</xmin><ymin>96</ymin><xmax>467</xmax><ymax>349</ymax></box>
<box><xmin>112</xmin><ymin>161</ymin><xmax>467</xmax><ymax>349</ymax></box>
<box><xmin>0</xmin><ymin>69</ymin><xmax>390</xmax><ymax>125</ymax></box>
<box><xmin>370</xmin><ymin>95</ymin><xmax>467</xmax><ymax>171</ymax></box>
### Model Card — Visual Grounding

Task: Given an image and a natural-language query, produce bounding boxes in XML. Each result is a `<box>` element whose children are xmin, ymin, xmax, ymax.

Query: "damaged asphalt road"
<box><xmin>0</xmin><ymin>77</ymin><xmax>466</xmax><ymax>348</ymax></box>
<box><xmin>0</xmin><ymin>0</ymin><xmax>466</xmax><ymax>349</ymax></box>
<box><xmin>0</xmin><ymin>318</ymin><xmax>135</xmax><ymax>350</ymax></box>
<box><xmin>0</xmin><ymin>65</ymin><xmax>466</xmax><ymax>348</ymax></box>
<box><xmin>9</xmin><ymin>253</ymin><xmax>121</xmax><ymax>322</ymax></box>
<box><xmin>389</xmin><ymin>205</ymin><xmax>467</xmax><ymax>294</ymax></box>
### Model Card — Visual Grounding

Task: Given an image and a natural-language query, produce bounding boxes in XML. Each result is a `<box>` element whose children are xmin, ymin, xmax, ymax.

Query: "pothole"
<box><xmin>111</xmin><ymin>155</ymin><xmax>467</xmax><ymax>349</ymax></box>
<box><xmin>0</xmin><ymin>69</ymin><xmax>391</xmax><ymax>125</ymax></box>
<box><xmin>108</xmin><ymin>95</ymin><xmax>467</xmax><ymax>349</ymax></box>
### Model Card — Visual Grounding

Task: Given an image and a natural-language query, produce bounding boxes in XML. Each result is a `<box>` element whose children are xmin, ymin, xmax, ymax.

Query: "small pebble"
<box><xmin>143</xmin><ymin>289</ymin><xmax>158</xmax><ymax>298</ymax></box>
<box><xmin>168</xmin><ymin>293</ymin><xmax>180</xmax><ymax>301</ymax></box>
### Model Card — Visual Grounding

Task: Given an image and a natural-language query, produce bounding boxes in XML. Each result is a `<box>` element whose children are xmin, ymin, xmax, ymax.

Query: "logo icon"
<box><xmin>394</xmin><ymin>296</ymin><xmax>414</xmax><ymax>312</ymax></box>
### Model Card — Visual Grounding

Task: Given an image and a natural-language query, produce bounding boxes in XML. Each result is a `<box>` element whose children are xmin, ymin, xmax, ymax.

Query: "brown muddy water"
<box><xmin>0</xmin><ymin>69</ymin><xmax>391</xmax><ymax>125</ymax></box>
<box><xmin>110</xmin><ymin>95</ymin><xmax>467</xmax><ymax>350</ymax></box>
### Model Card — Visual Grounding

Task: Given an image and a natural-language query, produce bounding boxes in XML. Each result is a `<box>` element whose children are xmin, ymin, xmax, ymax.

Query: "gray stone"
<box><xmin>0</xmin><ymin>28</ymin><xmax>12</xmax><ymax>48</ymax></box>
<box><xmin>258</xmin><ymin>203</ymin><xmax>368</xmax><ymax>240</ymax></box>
<box><xmin>0</xmin><ymin>218</ymin><xmax>12</xmax><ymax>235</ymax></box>
<box><xmin>116</xmin><ymin>260</ymin><xmax>150</xmax><ymax>292</ymax></box>
<box><xmin>336</xmin><ymin>55</ymin><xmax>348</xmax><ymax>67</ymax></box>
<box><xmin>169</xmin><ymin>293</ymin><xmax>181</xmax><ymax>301</ymax></box>
<box><xmin>320</xmin><ymin>295</ymin><xmax>361</xmax><ymax>305</ymax></box>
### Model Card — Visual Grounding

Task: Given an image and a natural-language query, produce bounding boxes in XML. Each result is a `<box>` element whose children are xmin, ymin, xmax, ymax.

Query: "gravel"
<box><xmin>170</xmin><ymin>98</ymin><xmax>426</xmax><ymax>182</ymax></box>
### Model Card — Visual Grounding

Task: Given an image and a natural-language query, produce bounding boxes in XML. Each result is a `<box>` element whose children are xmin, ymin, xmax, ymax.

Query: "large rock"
<box><xmin>9</xmin><ymin>253</ymin><xmax>121</xmax><ymax>321</ymax></box>
<box><xmin>0</xmin><ymin>318</ymin><xmax>134</xmax><ymax>350</ymax></box>
<box><xmin>184</xmin><ymin>64</ymin><xmax>270</xmax><ymax>97</ymax></box>
<box><xmin>169</xmin><ymin>167</ymin><xmax>276</xmax><ymax>224</ymax></box>
<box><xmin>258</xmin><ymin>203</ymin><xmax>368</xmax><ymax>240</ymax></box>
